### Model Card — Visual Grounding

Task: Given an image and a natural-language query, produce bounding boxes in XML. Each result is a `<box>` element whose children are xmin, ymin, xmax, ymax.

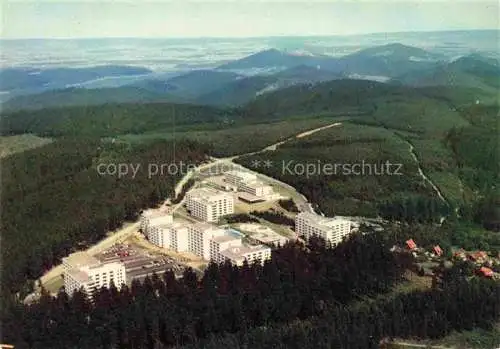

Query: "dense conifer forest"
<box><xmin>2</xmin><ymin>234</ymin><xmax>498</xmax><ymax>348</ymax></box>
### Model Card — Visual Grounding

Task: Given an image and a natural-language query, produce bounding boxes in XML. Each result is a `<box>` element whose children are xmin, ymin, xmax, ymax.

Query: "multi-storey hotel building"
<box><xmin>185</xmin><ymin>187</ymin><xmax>234</xmax><ymax>222</ymax></box>
<box><xmin>209</xmin><ymin>235</ymin><xmax>243</xmax><ymax>263</ymax></box>
<box><xmin>295</xmin><ymin>212</ymin><xmax>351</xmax><ymax>244</ymax></box>
<box><xmin>140</xmin><ymin>210</ymin><xmax>173</xmax><ymax>234</ymax></box>
<box><xmin>224</xmin><ymin>170</ymin><xmax>274</xmax><ymax>197</ymax></box>
<box><xmin>219</xmin><ymin>244</ymin><xmax>272</xmax><ymax>266</ymax></box>
<box><xmin>147</xmin><ymin>221</ymin><xmax>190</xmax><ymax>252</ymax></box>
<box><xmin>63</xmin><ymin>252</ymin><xmax>126</xmax><ymax>297</ymax></box>
<box><xmin>188</xmin><ymin>223</ymin><xmax>227</xmax><ymax>260</ymax></box>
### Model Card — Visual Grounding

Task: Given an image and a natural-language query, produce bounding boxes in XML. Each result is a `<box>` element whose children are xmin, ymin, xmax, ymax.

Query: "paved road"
<box><xmin>296</xmin><ymin>122</ymin><xmax>342</xmax><ymax>139</ymax></box>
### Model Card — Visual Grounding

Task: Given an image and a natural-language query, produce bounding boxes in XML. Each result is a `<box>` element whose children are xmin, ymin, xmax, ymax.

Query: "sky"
<box><xmin>1</xmin><ymin>0</ymin><xmax>499</xmax><ymax>39</ymax></box>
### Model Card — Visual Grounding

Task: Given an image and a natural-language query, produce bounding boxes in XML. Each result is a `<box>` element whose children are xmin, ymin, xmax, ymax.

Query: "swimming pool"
<box><xmin>226</xmin><ymin>228</ymin><xmax>245</xmax><ymax>238</ymax></box>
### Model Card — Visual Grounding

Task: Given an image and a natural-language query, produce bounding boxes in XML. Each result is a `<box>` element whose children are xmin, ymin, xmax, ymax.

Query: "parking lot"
<box><xmin>96</xmin><ymin>243</ymin><xmax>186</xmax><ymax>284</ymax></box>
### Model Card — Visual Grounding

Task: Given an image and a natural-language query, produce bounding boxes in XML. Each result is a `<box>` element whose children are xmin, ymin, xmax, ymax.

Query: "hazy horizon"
<box><xmin>2</xmin><ymin>1</ymin><xmax>498</xmax><ymax>39</ymax></box>
<box><xmin>1</xmin><ymin>29</ymin><xmax>499</xmax><ymax>41</ymax></box>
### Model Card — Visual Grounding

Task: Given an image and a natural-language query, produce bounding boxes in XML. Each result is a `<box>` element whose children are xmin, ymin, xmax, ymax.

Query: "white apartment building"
<box><xmin>295</xmin><ymin>212</ymin><xmax>351</xmax><ymax>245</ymax></box>
<box><xmin>219</xmin><ymin>244</ymin><xmax>272</xmax><ymax>266</ymax></box>
<box><xmin>224</xmin><ymin>170</ymin><xmax>257</xmax><ymax>187</ymax></box>
<box><xmin>239</xmin><ymin>181</ymin><xmax>274</xmax><ymax>197</ymax></box>
<box><xmin>147</xmin><ymin>221</ymin><xmax>190</xmax><ymax>252</ymax></box>
<box><xmin>224</xmin><ymin>170</ymin><xmax>274</xmax><ymax>198</ymax></box>
<box><xmin>185</xmin><ymin>187</ymin><xmax>234</xmax><ymax>222</ymax></box>
<box><xmin>140</xmin><ymin>210</ymin><xmax>173</xmax><ymax>234</ymax></box>
<box><xmin>209</xmin><ymin>235</ymin><xmax>243</xmax><ymax>263</ymax></box>
<box><xmin>188</xmin><ymin>223</ymin><xmax>227</xmax><ymax>260</ymax></box>
<box><xmin>63</xmin><ymin>252</ymin><xmax>126</xmax><ymax>297</ymax></box>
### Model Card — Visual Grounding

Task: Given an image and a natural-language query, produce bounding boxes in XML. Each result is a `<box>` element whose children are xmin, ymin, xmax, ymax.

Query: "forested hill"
<box><xmin>239</xmin><ymin>78</ymin><xmax>497</xmax><ymax>123</ymax></box>
<box><xmin>1</xmin><ymin>87</ymin><xmax>182</xmax><ymax>112</ymax></box>
<box><xmin>0</xmin><ymin>80</ymin><xmax>403</xmax><ymax>138</ymax></box>
<box><xmin>0</xmin><ymin>102</ymin><xmax>238</xmax><ymax>137</ymax></box>
<box><xmin>393</xmin><ymin>54</ymin><xmax>500</xmax><ymax>92</ymax></box>
<box><xmin>240</xmin><ymin>79</ymin><xmax>404</xmax><ymax>118</ymax></box>
<box><xmin>1</xmin><ymin>79</ymin><xmax>496</xmax><ymax>141</ymax></box>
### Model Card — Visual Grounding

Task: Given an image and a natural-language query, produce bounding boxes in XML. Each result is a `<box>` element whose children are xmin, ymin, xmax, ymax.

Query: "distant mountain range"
<box><xmin>196</xmin><ymin>65</ymin><xmax>345</xmax><ymax>106</ymax></box>
<box><xmin>133</xmin><ymin>70</ymin><xmax>242</xmax><ymax>98</ymax></box>
<box><xmin>216</xmin><ymin>43</ymin><xmax>444</xmax><ymax>77</ymax></box>
<box><xmin>216</xmin><ymin>48</ymin><xmax>326</xmax><ymax>71</ymax></box>
<box><xmin>2</xmin><ymin>43</ymin><xmax>498</xmax><ymax>111</ymax></box>
<box><xmin>392</xmin><ymin>55</ymin><xmax>500</xmax><ymax>91</ymax></box>
<box><xmin>0</xmin><ymin>65</ymin><xmax>152</xmax><ymax>93</ymax></box>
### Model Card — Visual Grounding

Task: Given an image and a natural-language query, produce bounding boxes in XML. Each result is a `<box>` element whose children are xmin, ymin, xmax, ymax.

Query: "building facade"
<box><xmin>224</xmin><ymin>170</ymin><xmax>257</xmax><ymax>187</ymax></box>
<box><xmin>188</xmin><ymin>223</ymin><xmax>227</xmax><ymax>260</ymax></box>
<box><xmin>147</xmin><ymin>221</ymin><xmax>190</xmax><ymax>252</ymax></box>
<box><xmin>209</xmin><ymin>235</ymin><xmax>243</xmax><ymax>263</ymax></box>
<box><xmin>224</xmin><ymin>170</ymin><xmax>274</xmax><ymax>198</ymax></box>
<box><xmin>238</xmin><ymin>181</ymin><xmax>274</xmax><ymax>197</ymax></box>
<box><xmin>63</xmin><ymin>252</ymin><xmax>126</xmax><ymax>297</ymax></box>
<box><xmin>219</xmin><ymin>244</ymin><xmax>272</xmax><ymax>266</ymax></box>
<box><xmin>185</xmin><ymin>187</ymin><xmax>234</xmax><ymax>222</ymax></box>
<box><xmin>295</xmin><ymin>212</ymin><xmax>351</xmax><ymax>244</ymax></box>
<box><xmin>140</xmin><ymin>210</ymin><xmax>173</xmax><ymax>235</ymax></box>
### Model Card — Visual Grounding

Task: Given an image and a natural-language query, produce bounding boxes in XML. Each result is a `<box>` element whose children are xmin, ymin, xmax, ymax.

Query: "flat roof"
<box><xmin>251</xmin><ymin>232</ymin><xmax>289</xmax><ymax>243</ymax></box>
<box><xmin>237</xmin><ymin>192</ymin><xmax>265</xmax><ymax>203</ymax></box>
<box><xmin>191</xmin><ymin>222</ymin><xmax>226</xmax><ymax>235</ymax></box>
<box><xmin>220</xmin><ymin>244</ymin><xmax>270</xmax><ymax>260</ymax></box>
<box><xmin>225</xmin><ymin>170</ymin><xmax>257</xmax><ymax>181</ymax></box>
<box><xmin>66</xmin><ymin>268</ymin><xmax>91</xmax><ymax>283</ymax></box>
<box><xmin>243</xmin><ymin>180</ymin><xmax>271</xmax><ymax>189</ymax></box>
<box><xmin>153</xmin><ymin>221</ymin><xmax>190</xmax><ymax>230</ymax></box>
<box><xmin>187</xmin><ymin>187</ymin><xmax>232</xmax><ymax>203</ymax></box>
<box><xmin>211</xmin><ymin>235</ymin><xmax>242</xmax><ymax>244</ymax></box>
<box><xmin>206</xmin><ymin>176</ymin><xmax>236</xmax><ymax>188</ymax></box>
<box><xmin>191</xmin><ymin>222</ymin><xmax>216</xmax><ymax>231</ymax></box>
<box><xmin>297</xmin><ymin>212</ymin><xmax>350</xmax><ymax>229</ymax></box>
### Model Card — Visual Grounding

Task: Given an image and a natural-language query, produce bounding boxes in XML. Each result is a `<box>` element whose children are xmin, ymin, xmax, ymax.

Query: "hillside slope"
<box><xmin>134</xmin><ymin>70</ymin><xmax>242</xmax><ymax>98</ymax></box>
<box><xmin>240</xmin><ymin>79</ymin><xmax>409</xmax><ymax>118</ymax></box>
<box><xmin>339</xmin><ymin>43</ymin><xmax>440</xmax><ymax>78</ymax></box>
<box><xmin>1</xmin><ymin>87</ymin><xmax>179</xmax><ymax>112</ymax></box>
<box><xmin>0</xmin><ymin>102</ymin><xmax>236</xmax><ymax>137</ymax></box>
<box><xmin>393</xmin><ymin>55</ymin><xmax>500</xmax><ymax>91</ymax></box>
<box><xmin>196</xmin><ymin>65</ymin><xmax>344</xmax><ymax>106</ymax></box>
<box><xmin>216</xmin><ymin>48</ymin><xmax>325</xmax><ymax>71</ymax></box>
